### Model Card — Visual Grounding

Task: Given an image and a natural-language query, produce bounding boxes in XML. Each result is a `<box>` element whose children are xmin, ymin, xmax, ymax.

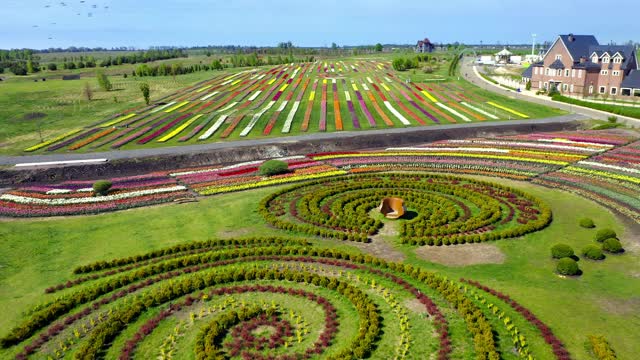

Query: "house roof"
<box><xmin>557</xmin><ymin>34</ymin><xmax>599</xmax><ymax>61</ymax></box>
<box><xmin>589</xmin><ymin>45</ymin><xmax>636</xmax><ymax>70</ymax></box>
<box><xmin>573</xmin><ymin>61</ymin><xmax>601</xmax><ymax>70</ymax></box>
<box><xmin>522</xmin><ymin>66</ymin><xmax>533</xmax><ymax>78</ymax></box>
<box><xmin>621</xmin><ymin>70</ymin><xmax>640</xmax><ymax>89</ymax></box>
<box><xmin>496</xmin><ymin>48</ymin><xmax>512</xmax><ymax>56</ymax></box>
<box><xmin>549</xmin><ymin>59</ymin><xmax>565</xmax><ymax>70</ymax></box>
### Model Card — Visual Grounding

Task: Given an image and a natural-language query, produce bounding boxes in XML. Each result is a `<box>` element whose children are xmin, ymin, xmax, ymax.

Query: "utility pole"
<box><xmin>531</xmin><ymin>34</ymin><xmax>537</xmax><ymax>56</ymax></box>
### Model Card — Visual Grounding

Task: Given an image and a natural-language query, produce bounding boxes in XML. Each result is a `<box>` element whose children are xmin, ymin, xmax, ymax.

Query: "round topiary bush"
<box><xmin>602</xmin><ymin>238</ymin><xmax>623</xmax><ymax>254</ymax></box>
<box><xmin>595</xmin><ymin>228</ymin><xmax>617</xmax><ymax>242</ymax></box>
<box><xmin>551</xmin><ymin>244</ymin><xmax>575</xmax><ymax>259</ymax></box>
<box><xmin>582</xmin><ymin>244</ymin><xmax>605</xmax><ymax>260</ymax></box>
<box><xmin>557</xmin><ymin>258</ymin><xmax>580</xmax><ymax>276</ymax></box>
<box><xmin>92</xmin><ymin>180</ymin><xmax>112</xmax><ymax>196</ymax></box>
<box><xmin>259</xmin><ymin>160</ymin><xmax>289</xmax><ymax>176</ymax></box>
<box><xmin>579</xmin><ymin>218</ymin><xmax>595</xmax><ymax>228</ymax></box>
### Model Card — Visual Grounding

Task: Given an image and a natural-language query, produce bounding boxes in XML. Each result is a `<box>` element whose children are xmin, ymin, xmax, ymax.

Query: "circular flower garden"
<box><xmin>260</xmin><ymin>173</ymin><xmax>552</xmax><ymax>244</ymax></box>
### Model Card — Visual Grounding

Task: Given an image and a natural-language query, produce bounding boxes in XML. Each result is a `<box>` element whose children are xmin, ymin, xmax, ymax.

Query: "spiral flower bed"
<box><xmin>260</xmin><ymin>173</ymin><xmax>551</xmax><ymax>244</ymax></box>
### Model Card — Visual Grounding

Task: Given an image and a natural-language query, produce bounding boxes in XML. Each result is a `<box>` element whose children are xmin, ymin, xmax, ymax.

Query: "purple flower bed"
<box><xmin>342</xmin><ymin>80</ymin><xmax>360</xmax><ymax>129</ymax></box>
<box><xmin>354</xmin><ymin>90</ymin><xmax>376</xmax><ymax>127</ymax></box>
<box><xmin>179</xmin><ymin>113</ymin><xmax>216</xmax><ymax>142</ymax></box>
<box><xmin>112</xmin><ymin>113</ymin><xmax>182</xmax><ymax>148</ymax></box>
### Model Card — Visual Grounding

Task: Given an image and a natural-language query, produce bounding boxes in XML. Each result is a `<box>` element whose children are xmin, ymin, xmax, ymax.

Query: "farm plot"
<box><xmin>22</xmin><ymin>60</ymin><xmax>556</xmax><ymax>153</ymax></box>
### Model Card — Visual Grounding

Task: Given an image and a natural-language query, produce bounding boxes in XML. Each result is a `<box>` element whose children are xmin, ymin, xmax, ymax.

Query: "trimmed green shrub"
<box><xmin>258</xmin><ymin>160</ymin><xmax>289</xmax><ymax>176</ymax></box>
<box><xmin>582</xmin><ymin>245</ymin><xmax>605</xmax><ymax>260</ymax></box>
<box><xmin>92</xmin><ymin>180</ymin><xmax>112</xmax><ymax>196</ymax></box>
<box><xmin>551</xmin><ymin>244</ymin><xmax>574</xmax><ymax>259</ymax></box>
<box><xmin>557</xmin><ymin>258</ymin><xmax>580</xmax><ymax>276</ymax></box>
<box><xmin>579</xmin><ymin>218</ymin><xmax>595</xmax><ymax>228</ymax></box>
<box><xmin>595</xmin><ymin>228</ymin><xmax>617</xmax><ymax>242</ymax></box>
<box><xmin>602</xmin><ymin>238</ymin><xmax>623</xmax><ymax>253</ymax></box>
<box><xmin>552</xmin><ymin>94</ymin><xmax>640</xmax><ymax>119</ymax></box>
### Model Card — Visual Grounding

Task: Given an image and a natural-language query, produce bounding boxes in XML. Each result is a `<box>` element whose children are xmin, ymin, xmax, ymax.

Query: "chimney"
<box><xmin>568</xmin><ymin>34</ymin><xmax>575</xmax><ymax>42</ymax></box>
<box><xmin>580</xmin><ymin>56</ymin><xmax>586</xmax><ymax>63</ymax></box>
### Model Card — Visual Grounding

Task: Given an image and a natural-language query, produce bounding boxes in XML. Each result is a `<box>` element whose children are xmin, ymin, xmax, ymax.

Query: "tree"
<box><xmin>525</xmin><ymin>80</ymin><xmax>532</xmax><ymax>91</ymax></box>
<box><xmin>392</xmin><ymin>58</ymin><xmax>407</xmax><ymax>71</ymax></box>
<box><xmin>10</xmin><ymin>63</ymin><xmax>27</xmax><ymax>75</ymax></box>
<box><xmin>92</xmin><ymin>180</ymin><xmax>112</xmax><ymax>196</ymax></box>
<box><xmin>26</xmin><ymin>60</ymin><xmax>36</xmax><ymax>73</ymax></box>
<box><xmin>374</xmin><ymin>43</ymin><xmax>383</xmax><ymax>52</ymax></box>
<box><xmin>331</xmin><ymin>42</ymin><xmax>338</xmax><ymax>50</ymax></box>
<box><xmin>83</xmin><ymin>82</ymin><xmax>93</xmax><ymax>101</ymax></box>
<box><xmin>211</xmin><ymin>59</ymin><xmax>223</xmax><ymax>70</ymax></box>
<box><xmin>47</xmin><ymin>63</ymin><xmax>57</xmax><ymax>71</ymax></box>
<box><xmin>96</xmin><ymin>70</ymin><xmax>113</xmax><ymax>91</ymax></box>
<box><xmin>139</xmin><ymin>82</ymin><xmax>151</xmax><ymax>105</ymax></box>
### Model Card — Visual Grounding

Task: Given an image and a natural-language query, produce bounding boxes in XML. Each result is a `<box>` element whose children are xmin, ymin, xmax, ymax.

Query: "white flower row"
<box><xmin>385</xmin><ymin>147</ymin><xmax>510</xmax><ymax>153</ymax></box>
<box><xmin>536</xmin><ymin>138</ymin><xmax>614</xmax><ymax>148</ymax></box>
<box><xmin>169</xmin><ymin>156</ymin><xmax>306</xmax><ymax>177</ymax></box>
<box><xmin>579</xmin><ymin>161</ymin><xmax>640</xmax><ymax>174</ymax></box>
<box><xmin>447</xmin><ymin>139</ymin><xmax>605</xmax><ymax>153</ymax></box>
<box><xmin>45</xmin><ymin>187</ymin><xmax>95</xmax><ymax>195</ymax></box>
<box><xmin>2</xmin><ymin>185</ymin><xmax>187</xmax><ymax>205</ymax></box>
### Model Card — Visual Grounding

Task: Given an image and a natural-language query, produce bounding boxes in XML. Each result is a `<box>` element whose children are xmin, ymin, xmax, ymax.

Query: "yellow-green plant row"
<box><xmin>259</xmin><ymin>173</ymin><xmax>551</xmax><ymax>244</ymax></box>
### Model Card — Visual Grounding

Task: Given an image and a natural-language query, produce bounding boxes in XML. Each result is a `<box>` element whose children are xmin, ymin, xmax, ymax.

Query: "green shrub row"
<box><xmin>552</xmin><ymin>95</ymin><xmax>640</xmax><ymax>119</ymax></box>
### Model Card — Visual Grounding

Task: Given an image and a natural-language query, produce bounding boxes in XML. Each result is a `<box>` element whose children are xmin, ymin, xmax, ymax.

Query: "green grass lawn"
<box><xmin>0</xmin><ymin>174</ymin><xmax>638</xmax><ymax>359</ymax></box>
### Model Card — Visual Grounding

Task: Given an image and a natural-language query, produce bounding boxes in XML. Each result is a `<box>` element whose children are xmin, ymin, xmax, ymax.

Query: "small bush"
<box><xmin>259</xmin><ymin>160</ymin><xmax>289</xmax><ymax>176</ymax></box>
<box><xmin>582</xmin><ymin>245</ymin><xmax>605</xmax><ymax>260</ymax></box>
<box><xmin>587</xmin><ymin>335</ymin><xmax>617</xmax><ymax>360</ymax></box>
<box><xmin>551</xmin><ymin>244</ymin><xmax>574</xmax><ymax>259</ymax></box>
<box><xmin>557</xmin><ymin>258</ymin><xmax>580</xmax><ymax>276</ymax></box>
<box><xmin>602</xmin><ymin>238</ymin><xmax>623</xmax><ymax>253</ymax></box>
<box><xmin>93</xmin><ymin>180</ymin><xmax>112</xmax><ymax>196</ymax></box>
<box><xmin>579</xmin><ymin>218</ymin><xmax>595</xmax><ymax>228</ymax></box>
<box><xmin>595</xmin><ymin>228</ymin><xmax>617</xmax><ymax>242</ymax></box>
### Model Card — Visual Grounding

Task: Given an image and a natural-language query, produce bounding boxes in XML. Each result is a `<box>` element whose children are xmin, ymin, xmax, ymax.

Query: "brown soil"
<box><xmin>356</xmin><ymin>222</ymin><xmax>406</xmax><ymax>262</ymax></box>
<box><xmin>598</xmin><ymin>297</ymin><xmax>640</xmax><ymax>316</ymax></box>
<box><xmin>415</xmin><ymin>243</ymin><xmax>505</xmax><ymax>267</ymax></box>
<box><xmin>403</xmin><ymin>298</ymin><xmax>428</xmax><ymax>315</ymax></box>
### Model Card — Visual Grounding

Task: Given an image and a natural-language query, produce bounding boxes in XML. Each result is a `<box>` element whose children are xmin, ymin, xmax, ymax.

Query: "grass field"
<box><xmin>1</xmin><ymin>174</ymin><xmax>638</xmax><ymax>359</ymax></box>
<box><xmin>0</xmin><ymin>53</ymin><xmax>565</xmax><ymax>155</ymax></box>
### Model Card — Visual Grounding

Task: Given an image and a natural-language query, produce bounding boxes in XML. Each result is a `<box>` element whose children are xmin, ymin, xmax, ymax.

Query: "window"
<box><xmin>544</xmin><ymin>82</ymin><xmax>548</xmax><ymax>89</ymax></box>
<box><xmin>545</xmin><ymin>68</ymin><xmax>549</xmax><ymax>75</ymax></box>
<box><xmin>571</xmin><ymin>69</ymin><xmax>576</xmax><ymax>77</ymax></box>
<box><xmin>592</xmin><ymin>56</ymin><xmax>598</xmax><ymax>63</ymax></box>
<box><xmin>589</xmin><ymin>85</ymin><xmax>594</xmax><ymax>94</ymax></box>
<box><xmin>534</xmin><ymin>67</ymin><xmax>538</xmax><ymax>75</ymax></box>
<box><xmin>555</xmin><ymin>54</ymin><xmax>562</xmax><ymax>60</ymax></box>
<box><xmin>563</xmin><ymin>84</ymin><xmax>568</xmax><ymax>91</ymax></box>
<box><xmin>565</xmin><ymin>69</ymin><xmax>570</xmax><ymax>77</ymax></box>
<box><xmin>613</xmin><ymin>57</ymin><xmax>622</xmax><ymax>64</ymax></box>
<box><xmin>539</xmin><ymin>81</ymin><xmax>542</xmax><ymax>88</ymax></box>
<box><xmin>557</xmin><ymin>69</ymin><xmax>562</xmax><ymax>76</ymax></box>
<box><xmin>612</xmin><ymin>71</ymin><xmax>620</xmax><ymax>76</ymax></box>
<box><xmin>570</xmin><ymin>84</ymin><xmax>574</xmax><ymax>92</ymax></box>
<box><xmin>599</xmin><ymin>86</ymin><xmax>606</xmax><ymax>94</ymax></box>
<box><xmin>602</xmin><ymin>56</ymin><xmax>610</xmax><ymax>63</ymax></box>
<box><xmin>611</xmin><ymin>87</ymin><xmax>617</xmax><ymax>95</ymax></box>
<box><xmin>578</xmin><ymin>70</ymin><xmax>582</xmax><ymax>78</ymax></box>
<box><xmin>601</xmin><ymin>70</ymin><xmax>608</xmax><ymax>75</ymax></box>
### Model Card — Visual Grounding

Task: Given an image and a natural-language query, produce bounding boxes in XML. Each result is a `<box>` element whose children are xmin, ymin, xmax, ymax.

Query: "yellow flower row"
<box><xmin>100</xmin><ymin>113</ymin><xmax>137</xmax><ymax>128</ymax></box>
<box><xmin>486</xmin><ymin>102</ymin><xmax>528</xmax><ymax>118</ymax></box>
<box><xmin>164</xmin><ymin>101</ymin><xmax>190</xmax><ymax>113</ymax></box>
<box><xmin>158</xmin><ymin>114</ymin><xmax>203</xmax><ymax>142</ymax></box>
<box><xmin>563</xmin><ymin>166</ymin><xmax>640</xmax><ymax>184</ymax></box>
<box><xmin>312</xmin><ymin>152</ymin><xmax>569</xmax><ymax>166</ymax></box>
<box><xmin>199</xmin><ymin>170</ymin><xmax>347</xmax><ymax>195</ymax></box>
<box><xmin>24</xmin><ymin>129</ymin><xmax>83</xmax><ymax>152</ymax></box>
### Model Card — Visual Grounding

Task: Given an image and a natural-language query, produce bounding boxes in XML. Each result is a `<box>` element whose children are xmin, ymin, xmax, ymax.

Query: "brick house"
<box><xmin>416</xmin><ymin>38</ymin><xmax>435</xmax><ymax>53</ymax></box>
<box><xmin>523</xmin><ymin>34</ymin><xmax>639</xmax><ymax>97</ymax></box>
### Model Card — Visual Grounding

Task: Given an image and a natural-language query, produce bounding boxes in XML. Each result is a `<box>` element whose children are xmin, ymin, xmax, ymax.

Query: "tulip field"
<box><xmin>1</xmin><ymin>128</ymin><xmax>639</xmax><ymax>360</ymax></box>
<box><xmin>20</xmin><ymin>60</ymin><xmax>560</xmax><ymax>153</ymax></box>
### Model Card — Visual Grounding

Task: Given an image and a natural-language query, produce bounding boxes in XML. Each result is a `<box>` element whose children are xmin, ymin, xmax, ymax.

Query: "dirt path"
<box><xmin>354</xmin><ymin>222</ymin><xmax>406</xmax><ymax>262</ymax></box>
<box><xmin>415</xmin><ymin>242</ymin><xmax>505</xmax><ymax>267</ymax></box>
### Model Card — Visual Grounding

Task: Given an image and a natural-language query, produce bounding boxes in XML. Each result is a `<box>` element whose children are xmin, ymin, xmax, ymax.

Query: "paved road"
<box><xmin>461</xmin><ymin>58</ymin><xmax>640</xmax><ymax>126</ymax></box>
<box><xmin>0</xmin><ymin>113</ymin><xmax>587</xmax><ymax>166</ymax></box>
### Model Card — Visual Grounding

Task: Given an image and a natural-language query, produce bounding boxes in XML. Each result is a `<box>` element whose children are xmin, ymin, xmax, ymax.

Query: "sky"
<box><xmin>0</xmin><ymin>0</ymin><xmax>638</xmax><ymax>49</ymax></box>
